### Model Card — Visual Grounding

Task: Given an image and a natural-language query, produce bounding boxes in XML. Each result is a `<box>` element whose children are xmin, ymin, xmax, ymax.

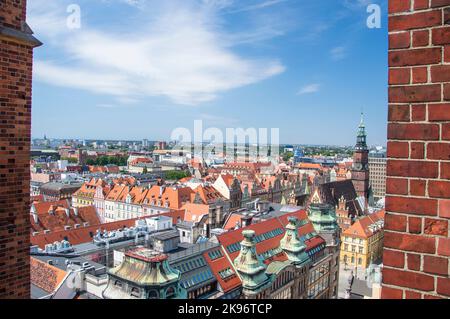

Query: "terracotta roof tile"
<box><xmin>30</xmin><ymin>257</ymin><xmax>67</xmax><ymax>294</ymax></box>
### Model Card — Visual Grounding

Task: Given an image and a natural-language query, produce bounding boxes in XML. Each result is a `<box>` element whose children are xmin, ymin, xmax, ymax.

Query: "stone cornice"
<box><xmin>0</xmin><ymin>22</ymin><xmax>42</xmax><ymax>47</ymax></box>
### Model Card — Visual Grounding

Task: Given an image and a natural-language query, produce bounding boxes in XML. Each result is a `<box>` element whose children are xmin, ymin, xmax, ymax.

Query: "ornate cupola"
<box><xmin>279</xmin><ymin>216</ymin><xmax>310</xmax><ymax>266</ymax></box>
<box><xmin>234</xmin><ymin>230</ymin><xmax>271</xmax><ymax>295</ymax></box>
<box><xmin>103</xmin><ymin>248</ymin><xmax>186</xmax><ymax>299</ymax></box>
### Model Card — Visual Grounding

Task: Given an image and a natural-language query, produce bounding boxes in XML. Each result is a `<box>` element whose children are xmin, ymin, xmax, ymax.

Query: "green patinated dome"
<box><xmin>279</xmin><ymin>216</ymin><xmax>310</xmax><ymax>266</ymax></box>
<box><xmin>234</xmin><ymin>230</ymin><xmax>271</xmax><ymax>292</ymax></box>
<box><xmin>307</xmin><ymin>203</ymin><xmax>338</xmax><ymax>233</ymax></box>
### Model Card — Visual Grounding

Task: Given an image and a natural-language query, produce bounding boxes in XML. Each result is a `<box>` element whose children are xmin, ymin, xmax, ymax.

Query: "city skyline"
<box><xmin>29</xmin><ymin>0</ymin><xmax>388</xmax><ymax>146</ymax></box>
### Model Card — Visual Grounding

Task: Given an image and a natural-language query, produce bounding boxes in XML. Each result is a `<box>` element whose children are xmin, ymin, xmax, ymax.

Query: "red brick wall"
<box><xmin>0</xmin><ymin>0</ymin><xmax>33</xmax><ymax>299</ymax></box>
<box><xmin>383</xmin><ymin>0</ymin><xmax>450</xmax><ymax>299</ymax></box>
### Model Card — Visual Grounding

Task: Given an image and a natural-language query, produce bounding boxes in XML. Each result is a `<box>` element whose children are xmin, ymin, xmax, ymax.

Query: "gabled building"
<box><xmin>213</xmin><ymin>174</ymin><xmax>243</xmax><ymax>210</ymax></box>
<box><xmin>340</xmin><ymin>210</ymin><xmax>385</xmax><ymax>270</ymax></box>
<box><xmin>73</xmin><ymin>178</ymin><xmax>107</xmax><ymax>207</ymax></box>
<box><xmin>30</xmin><ymin>200</ymin><xmax>101</xmax><ymax>235</ymax></box>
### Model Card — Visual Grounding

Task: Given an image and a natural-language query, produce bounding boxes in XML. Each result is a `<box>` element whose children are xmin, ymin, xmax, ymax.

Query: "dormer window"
<box><xmin>130</xmin><ymin>287</ymin><xmax>141</xmax><ymax>298</ymax></box>
<box><xmin>114</xmin><ymin>280</ymin><xmax>123</xmax><ymax>289</ymax></box>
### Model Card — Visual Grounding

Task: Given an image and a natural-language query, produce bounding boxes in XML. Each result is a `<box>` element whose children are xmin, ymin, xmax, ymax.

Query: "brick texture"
<box><xmin>0</xmin><ymin>0</ymin><xmax>37</xmax><ymax>299</ymax></box>
<box><xmin>383</xmin><ymin>1</ymin><xmax>450</xmax><ymax>299</ymax></box>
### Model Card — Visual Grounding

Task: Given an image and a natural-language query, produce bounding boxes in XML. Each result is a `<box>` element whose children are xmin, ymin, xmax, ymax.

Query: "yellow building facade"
<box><xmin>340</xmin><ymin>210</ymin><xmax>385</xmax><ymax>270</ymax></box>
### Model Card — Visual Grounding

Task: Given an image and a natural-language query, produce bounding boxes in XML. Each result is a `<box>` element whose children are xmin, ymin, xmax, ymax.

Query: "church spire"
<box><xmin>355</xmin><ymin>112</ymin><xmax>367</xmax><ymax>150</ymax></box>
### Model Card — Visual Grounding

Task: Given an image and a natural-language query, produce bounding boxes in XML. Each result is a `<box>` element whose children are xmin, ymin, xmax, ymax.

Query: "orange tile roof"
<box><xmin>182</xmin><ymin>203</ymin><xmax>209</xmax><ymax>223</ymax></box>
<box><xmin>143</xmin><ymin>185</ymin><xmax>194</xmax><ymax>209</ymax></box>
<box><xmin>343</xmin><ymin>210</ymin><xmax>385</xmax><ymax>239</ymax></box>
<box><xmin>105</xmin><ymin>184</ymin><xmax>128</xmax><ymax>201</ymax></box>
<box><xmin>203</xmin><ymin>246</ymin><xmax>241</xmax><ymax>293</ymax></box>
<box><xmin>298</xmin><ymin>163</ymin><xmax>322</xmax><ymax>170</ymax></box>
<box><xmin>130</xmin><ymin>157</ymin><xmax>153</xmax><ymax>166</ymax></box>
<box><xmin>116</xmin><ymin>186</ymin><xmax>148</xmax><ymax>204</ymax></box>
<box><xmin>73</xmin><ymin>178</ymin><xmax>106</xmax><ymax>198</ymax></box>
<box><xmin>192</xmin><ymin>185</ymin><xmax>225</xmax><ymax>204</ymax></box>
<box><xmin>222</xmin><ymin>213</ymin><xmax>243</xmax><ymax>230</ymax></box>
<box><xmin>31</xmin><ymin>205</ymin><xmax>101</xmax><ymax>233</ymax></box>
<box><xmin>30</xmin><ymin>257</ymin><xmax>67</xmax><ymax>294</ymax></box>
<box><xmin>30</xmin><ymin>210</ymin><xmax>184</xmax><ymax>249</ymax></box>
<box><xmin>218</xmin><ymin>174</ymin><xmax>235</xmax><ymax>187</ymax></box>
<box><xmin>217</xmin><ymin>210</ymin><xmax>325</xmax><ymax>265</ymax></box>
<box><xmin>32</xmin><ymin>199</ymin><xmax>70</xmax><ymax>215</ymax></box>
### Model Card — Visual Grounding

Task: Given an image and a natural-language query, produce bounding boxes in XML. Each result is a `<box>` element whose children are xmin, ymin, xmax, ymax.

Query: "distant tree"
<box><xmin>164</xmin><ymin>170</ymin><xmax>191</xmax><ymax>181</ymax></box>
<box><xmin>282</xmin><ymin>151</ymin><xmax>294</xmax><ymax>162</ymax></box>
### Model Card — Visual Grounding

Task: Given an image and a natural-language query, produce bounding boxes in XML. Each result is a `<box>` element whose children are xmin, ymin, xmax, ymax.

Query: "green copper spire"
<box><xmin>280</xmin><ymin>216</ymin><xmax>310</xmax><ymax>266</ymax></box>
<box><xmin>356</xmin><ymin>112</ymin><xmax>367</xmax><ymax>150</ymax></box>
<box><xmin>234</xmin><ymin>230</ymin><xmax>270</xmax><ymax>293</ymax></box>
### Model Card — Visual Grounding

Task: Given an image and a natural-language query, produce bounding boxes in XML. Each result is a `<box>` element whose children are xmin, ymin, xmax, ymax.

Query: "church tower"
<box><xmin>351</xmin><ymin>113</ymin><xmax>370</xmax><ymax>202</ymax></box>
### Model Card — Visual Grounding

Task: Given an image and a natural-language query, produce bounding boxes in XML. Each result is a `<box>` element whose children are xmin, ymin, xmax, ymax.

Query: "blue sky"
<box><xmin>28</xmin><ymin>0</ymin><xmax>388</xmax><ymax>146</ymax></box>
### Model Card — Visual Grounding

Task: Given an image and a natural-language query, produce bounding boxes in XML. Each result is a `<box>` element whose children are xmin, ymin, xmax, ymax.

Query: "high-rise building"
<box><xmin>369</xmin><ymin>150</ymin><xmax>387</xmax><ymax>200</ymax></box>
<box><xmin>0</xmin><ymin>0</ymin><xmax>41</xmax><ymax>298</ymax></box>
<box><xmin>351</xmin><ymin>114</ymin><xmax>370</xmax><ymax>204</ymax></box>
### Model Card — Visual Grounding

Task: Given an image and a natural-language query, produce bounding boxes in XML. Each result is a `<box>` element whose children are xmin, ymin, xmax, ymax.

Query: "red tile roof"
<box><xmin>32</xmin><ymin>199</ymin><xmax>70</xmax><ymax>215</ymax></box>
<box><xmin>143</xmin><ymin>185</ymin><xmax>194</xmax><ymax>209</ymax></box>
<box><xmin>30</xmin><ymin>210</ymin><xmax>184</xmax><ymax>249</ymax></box>
<box><xmin>192</xmin><ymin>185</ymin><xmax>225</xmax><ymax>204</ymax></box>
<box><xmin>202</xmin><ymin>246</ymin><xmax>241</xmax><ymax>293</ymax></box>
<box><xmin>217</xmin><ymin>210</ymin><xmax>325</xmax><ymax>261</ymax></box>
<box><xmin>205</xmin><ymin>210</ymin><xmax>325</xmax><ymax>293</ymax></box>
<box><xmin>343</xmin><ymin>210</ymin><xmax>385</xmax><ymax>239</ymax></box>
<box><xmin>30</xmin><ymin>257</ymin><xmax>67</xmax><ymax>294</ymax></box>
<box><xmin>31</xmin><ymin>205</ymin><xmax>101</xmax><ymax>233</ymax></box>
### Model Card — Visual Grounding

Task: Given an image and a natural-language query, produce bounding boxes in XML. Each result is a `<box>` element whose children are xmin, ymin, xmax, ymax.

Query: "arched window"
<box><xmin>148</xmin><ymin>290</ymin><xmax>158</xmax><ymax>299</ymax></box>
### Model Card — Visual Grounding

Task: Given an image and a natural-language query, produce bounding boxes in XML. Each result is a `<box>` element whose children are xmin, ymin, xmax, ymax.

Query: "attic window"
<box><xmin>131</xmin><ymin>287</ymin><xmax>141</xmax><ymax>298</ymax></box>
<box><xmin>114</xmin><ymin>280</ymin><xmax>123</xmax><ymax>289</ymax></box>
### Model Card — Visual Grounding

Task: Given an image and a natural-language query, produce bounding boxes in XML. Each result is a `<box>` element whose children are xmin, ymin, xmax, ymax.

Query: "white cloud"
<box><xmin>28</xmin><ymin>0</ymin><xmax>285</xmax><ymax>106</ymax></box>
<box><xmin>330</xmin><ymin>46</ymin><xmax>347</xmax><ymax>61</ymax></box>
<box><xmin>297</xmin><ymin>83</ymin><xmax>320</xmax><ymax>95</ymax></box>
<box><xmin>227</xmin><ymin>0</ymin><xmax>288</xmax><ymax>13</ymax></box>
